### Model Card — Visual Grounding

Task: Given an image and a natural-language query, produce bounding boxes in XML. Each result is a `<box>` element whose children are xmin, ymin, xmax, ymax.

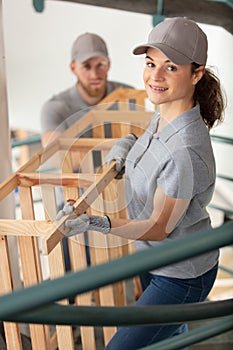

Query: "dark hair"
<box><xmin>192</xmin><ymin>63</ymin><xmax>225</xmax><ymax>130</ymax></box>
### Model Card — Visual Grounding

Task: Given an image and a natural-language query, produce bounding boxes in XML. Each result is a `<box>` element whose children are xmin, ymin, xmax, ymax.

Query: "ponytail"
<box><xmin>192</xmin><ymin>64</ymin><xmax>225</xmax><ymax>130</ymax></box>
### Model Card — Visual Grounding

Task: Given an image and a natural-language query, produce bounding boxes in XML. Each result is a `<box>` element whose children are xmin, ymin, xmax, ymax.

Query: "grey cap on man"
<box><xmin>71</xmin><ymin>32</ymin><xmax>109</xmax><ymax>63</ymax></box>
<box><xmin>133</xmin><ymin>17</ymin><xmax>207</xmax><ymax>66</ymax></box>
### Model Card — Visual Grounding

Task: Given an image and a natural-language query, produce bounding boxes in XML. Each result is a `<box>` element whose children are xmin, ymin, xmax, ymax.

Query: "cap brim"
<box><xmin>133</xmin><ymin>43</ymin><xmax>193</xmax><ymax>65</ymax></box>
<box><xmin>73</xmin><ymin>51</ymin><xmax>109</xmax><ymax>63</ymax></box>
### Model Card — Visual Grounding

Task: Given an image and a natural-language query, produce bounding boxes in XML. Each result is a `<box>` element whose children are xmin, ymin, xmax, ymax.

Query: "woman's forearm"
<box><xmin>110</xmin><ymin>217</ymin><xmax>167</xmax><ymax>241</ymax></box>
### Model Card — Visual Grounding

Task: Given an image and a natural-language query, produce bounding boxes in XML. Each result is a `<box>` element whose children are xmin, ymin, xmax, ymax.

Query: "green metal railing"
<box><xmin>210</xmin><ymin>134</ymin><xmax>233</xmax><ymax>220</ymax></box>
<box><xmin>7</xmin><ymin>133</ymin><xmax>233</xmax><ymax>348</ymax></box>
<box><xmin>0</xmin><ymin>221</ymin><xmax>233</xmax><ymax>349</ymax></box>
<box><xmin>11</xmin><ymin>134</ymin><xmax>41</xmax><ymax>148</ymax></box>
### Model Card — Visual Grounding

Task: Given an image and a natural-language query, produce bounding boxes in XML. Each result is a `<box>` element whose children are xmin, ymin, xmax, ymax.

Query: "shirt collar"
<box><xmin>152</xmin><ymin>105</ymin><xmax>202</xmax><ymax>142</ymax></box>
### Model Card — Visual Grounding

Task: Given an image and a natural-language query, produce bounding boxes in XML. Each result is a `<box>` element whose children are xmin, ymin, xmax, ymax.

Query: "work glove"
<box><xmin>105</xmin><ymin>133</ymin><xmax>137</xmax><ymax>172</ymax></box>
<box><xmin>56</xmin><ymin>202</ymin><xmax>111</xmax><ymax>237</ymax></box>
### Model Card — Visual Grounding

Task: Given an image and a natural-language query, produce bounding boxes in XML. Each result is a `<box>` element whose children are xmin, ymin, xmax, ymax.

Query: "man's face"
<box><xmin>71</xmin><ymin>57</ymin><xmax>110</xmax><ymax>98</ymax></box>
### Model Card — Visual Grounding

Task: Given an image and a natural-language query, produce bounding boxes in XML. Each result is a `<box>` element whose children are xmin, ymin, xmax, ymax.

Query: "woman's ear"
<box><xmin>192</xmin><ymin>66</ymin><xmax>205</xmax><ymax>85</ymax></box>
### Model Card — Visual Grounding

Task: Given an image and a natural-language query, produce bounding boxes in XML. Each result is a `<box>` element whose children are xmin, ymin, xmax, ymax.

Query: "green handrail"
<box><xmin>6</xmin><ymin>132</ymin><xmax>233</xmax><ymax>348</ymax></box>
<box><xmin>10</xmin><ymin>134</ymin><xmax>232</xmax><ymax>148</ymax></box>
<box><xmin>2</xmin><ymin>299</ymin><xmax>233</xmax><ymax>326</ymax></box>
<box><xmin>210</xmin><ymin>134</ymin><xmax>233</xmax><ymax>219</ymax></box>
<box><xmin>209</xmin><ymin>204</ymin><xmax>233</xmax><ymax>217</ymax></box>
<box><xmin>140</xmin><ymin>315</ymin><xmax>233</xmax><ymax>350</ymax></box>
<box><xmin>11</xmin><ymin>135</ymin><xmax>41</xmax><ymax>148</ymax></box>
<box><xmin>0</xmin><ymin>221</ymin><xmax>232</xmax><ymax>320</ymax></box>
<box><xmin>211</xmin><ymin>134</ymin><xmax>233</xmax><ymax>145</ymax></box>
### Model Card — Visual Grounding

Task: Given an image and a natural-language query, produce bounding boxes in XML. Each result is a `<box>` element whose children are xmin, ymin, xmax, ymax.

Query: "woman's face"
<box><xmin>143</xmin><ymin>48</ymin><xmax>204</xmax><ymax>114</ymax></box>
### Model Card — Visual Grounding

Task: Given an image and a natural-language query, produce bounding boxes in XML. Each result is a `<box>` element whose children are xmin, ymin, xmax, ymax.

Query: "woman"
<box><xmin>57</xmin><ymin>17</ymin><xmax>225</xmax><ymax>349</ymax></box>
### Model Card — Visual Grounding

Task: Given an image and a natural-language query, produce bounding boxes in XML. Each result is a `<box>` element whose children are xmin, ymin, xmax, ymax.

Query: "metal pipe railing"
<box><xmin>140</xmin><ymin>315</ymin><xmax>233</xmax><ymax>350</ymax></box>
<box><xmin>211</xmin><ymin>134</ymin><xmax>233</xmax><ymax>145</ymax></box>
<box><xmin>6</xmin><ymin>132</ymin><xmax>233</xmax><ymax>348</ymax></box>
<box><xmin>0</xmin><ymin>221</ymin><xmax>232</xmax><ymax>320</ymax></box>
<box><xmin>2</xmin><ymin>298</ymin><xmax>233</xmax><ymax>326</ymax></box>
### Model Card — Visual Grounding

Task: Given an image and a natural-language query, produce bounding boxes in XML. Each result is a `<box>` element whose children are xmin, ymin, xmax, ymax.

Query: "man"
<box><xmin>40</xmin><ymin>33</ymin><xmax>133</xmax><ymax>275</ymax></box>
<box><xmin>41</xmin><ymin>32</ymin><xmax>133</xmax><ymax>146</ymax></box>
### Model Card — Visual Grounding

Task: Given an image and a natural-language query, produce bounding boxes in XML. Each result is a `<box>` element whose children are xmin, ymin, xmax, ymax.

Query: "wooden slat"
<box><xmin>60</xmin><ymin>155</ymin><xmax>96</xmax><ymax>350</ymax></box>
<box><xmin>0</xmin><ymin>174</ymin><xmax>18</xmax><ymax>201</ymax></box>
<box><xmin>18</xmin><ymin>186</ymin><xmax>50</xmax><ymax>350</ymax></box>
<box><xmin>42</xmin><ymin>162</ymin><xmax>118</xmax><ymax>255</ymax></box>
<box><xmin>88</xmin><ymin>124</ymin><xmax>117</xmax><ymax>345</ymax></box>
<box><xmin>89</xmin><ymin>195</ymin><xmax>117</xmax><ymax>346</ymax></box>
<box><xmin>0</xmin><ymin>219</ymin><xmax>55</xmax><ymax>237</ymax></box>
<box><xmin>42</xmin><ymin>186</ymin><xmax>74</xmax><ymax>350</ymax></box>
<box><xmin>49</xmin><ymin>243</ymin><xmax>74</xmax><ymax>350</ymax></box>
<box><xmin>69</xmin><ymin>233</ymin><xmax>96</xmax><ymax>350</ymax></box>
<box><xmin>60</xmin><ymin>110</ymin><xmax>94</xmax><ymax>139</ymax></box>
<box><xmin>17</xmin><ymin>172</ymin><xmax>96</xmax><ymax>188</ymax></box>
<box><xmin>103</xmin><ymin>181</ymin><xmax>127</xmax><ymax>307</ymax></box>
<box><xmin>92</xmin><ymin>110</ymin><xmax>152</xmax><ymax>124</ymax></box>
<box><xmin>0</xmin><ymin>88</ymin><xmax>148</xmax><ymax>350</ymax></box>
<box><xmin>0</xmin><ymin>235</ymin><xmax>22</xmax><ymax>350</ymax></box>
<box><xmin>59</xmin><ymin>137</ymin><xmax>115</xmax><ymax>150</ymax></box>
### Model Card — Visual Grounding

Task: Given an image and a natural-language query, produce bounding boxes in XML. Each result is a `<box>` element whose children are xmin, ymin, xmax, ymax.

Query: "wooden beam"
<box><xmin>17</xmin><ymin>172</ymin><xmax>97</xmax><ymax>187</ymax></box>
<box><xmin>0</xmin><ymin>219</ymin><xmax>55</xmax><ymax>237</ymax></box>
<box><xmin>42</xmin><ymin>162</ymin><xmax>118</xmax><ymax>255</ymax></box>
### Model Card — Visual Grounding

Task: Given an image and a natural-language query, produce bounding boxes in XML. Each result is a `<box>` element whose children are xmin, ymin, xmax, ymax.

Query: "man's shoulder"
<box><xmin>107</xmin><ymin>81</ymin><xmax>134</xmax><ymax>92</ymax></box>
<box><xmin>44</xmin><ymin>86</ymin><xmax>75</xmax><ymax>104</ymax></box>
<box><xmin>41</xmin><ymin>85</ymin><xmax>81</xmax><ymax>115</ymax></box>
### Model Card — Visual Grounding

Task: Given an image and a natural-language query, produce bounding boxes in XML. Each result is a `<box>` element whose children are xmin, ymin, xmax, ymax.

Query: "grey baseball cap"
<box><xmin>133</xmin><ymin>17</ymin><xmax>207</xmax><ymax>65</ymax></box>
<box><xmin>71</xmin><ymin>32</ymin><xmax>109</xmax><ymax>62</ymax></box>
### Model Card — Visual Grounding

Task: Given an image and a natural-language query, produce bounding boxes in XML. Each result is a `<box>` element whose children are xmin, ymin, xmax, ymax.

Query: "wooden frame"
<box><xmin>0</xmin><ymin>88</ymin><xmax>155</xmax><ymax>349</ymax></box>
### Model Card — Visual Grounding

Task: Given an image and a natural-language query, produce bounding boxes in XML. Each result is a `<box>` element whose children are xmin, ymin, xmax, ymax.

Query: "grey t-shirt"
<box><xmin>41</xmin><ymin>81</ymin><xmax>133</xmax><ymax>134</ymax></box>
<box><xmin>125</xmin><ymin>105</ymin><xmax>219</xmax><ymax>279</ymax></box>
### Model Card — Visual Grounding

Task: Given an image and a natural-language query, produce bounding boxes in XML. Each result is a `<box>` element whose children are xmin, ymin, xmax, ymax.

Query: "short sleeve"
<box><xmin>40</xmin><ymin>100</ymin><xmax>67</xmax><ymax>133</ymax></box>
<box><xmin>157</xmin><ymin>147</ymin><xmax>213</xmax><ymax>200</ymax></box>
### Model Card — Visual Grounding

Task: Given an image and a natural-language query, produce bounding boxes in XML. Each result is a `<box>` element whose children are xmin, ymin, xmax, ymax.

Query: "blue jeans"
<box><xmin>105</xmin><ymin>264</ymin><xmax>218</xmax><ymax>350</ymax></box>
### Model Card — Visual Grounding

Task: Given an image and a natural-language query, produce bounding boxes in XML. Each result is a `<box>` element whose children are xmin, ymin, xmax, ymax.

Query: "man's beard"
<box><xmin>79</xmin><ymin>79</ymin><xmax>106</xmax><ymax>98</ymax></box>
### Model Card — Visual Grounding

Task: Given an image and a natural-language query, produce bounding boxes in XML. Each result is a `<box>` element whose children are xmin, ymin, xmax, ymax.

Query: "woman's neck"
<box><xmin>159</xmin><ymin>100</ymin><xmax>195</xmax><ymax>123</ymax></box>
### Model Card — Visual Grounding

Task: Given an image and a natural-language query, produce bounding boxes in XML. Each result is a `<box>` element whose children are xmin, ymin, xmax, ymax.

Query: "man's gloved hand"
<box><xmin>56</xmin><ymin>202</ymin><xmax>111</xmax><ymax>237</ymax></box>
<box><xmin>105</xmin><ymin>133</ymin><xmax>137</xmax><ymax>171</ymax></box>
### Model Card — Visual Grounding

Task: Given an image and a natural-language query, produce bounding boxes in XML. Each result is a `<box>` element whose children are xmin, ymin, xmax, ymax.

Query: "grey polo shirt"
<box><xmin>40</xmin><ymin>81</ymin><xmax>133</xmax><ymax>134</ymax></box>
<box><xmin>125</xmin><ymin>105</ymin><xmax>219</xmax><ymax>278</ymax></box>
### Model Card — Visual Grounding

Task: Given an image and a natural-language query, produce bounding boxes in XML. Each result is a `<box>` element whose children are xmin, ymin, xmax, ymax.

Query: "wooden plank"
<box><xmin>60</xmin><ymin>111</ymin><xmax>94</xmax><ymax>139</ymax></box>
<box><xmin>103</xmin><ymin>181</ymin><xmax>127</xmax><ymax>307</ymax></box>
<box><xmin>57</xmin><ymin>171</ymin><xmax>96</xmax><ymax>350</ymax></box>
<box><xmin>0</xmin><ymin>235</ymin><xmax>22</xmax><ymax>350</ymax></box>
<box><xmin>0</xmin><ymin>88</ymin><xmax>149</xmax><ymax>350</ymax></box>
<box><xmin>59</xmin><ymin>137</ymin><xmax>114</xmax><ymax>150</ymax></box>
<box><xmin>16</xmin><ymin>152</ymin><xmax>43</xmax><ymax>174</ymax></box>
<box><xmin>61</xmin><ymin>148</ymin><xmax>82</xmax><ymax>197</ymax></box>
<box><xmin>92</xmin><ymin>122</ymin><xmax>105</xmax><ymax>138</ymax></box>
<box><xmin>42</xmin><ymin>162</ymin><xmax>118</xmax><ymax>255</ymax></box>
<box><xmin>86</xmin><ymin>121</ymin><xmax>117</xmax><ymax>345</ymax></box>
<box><xmin>89</xmin><ymin>195</ymin><xmax>117</xmax><ymax>346</ymax></box>
<box><xmin>15</xmin><ymin>129</ymin><xmax>30</xmax><ymax>167</ymax></box>
<box><xmin>48</xmin><ymin>243</ymin><xmax>74</xmax><ymax>350</ymax></box>
<box><xmin>18</xmin><ymin>186</ymin><xmax>50</xmax><ymax>350</ymax></box>
<box><xmin>42</xmin><ymin>186</ymin><xmax>74</xmax><ymax>350</ymax></box>
<box><xmin>92</xmin><ymin>110</ymin><xmax>152</xmax><ymax>123</ymax></box>
<box><xmin>0</xmin><ymin>174</ymin><xmax>18</xmax><ymax>202</ymax></box>
<box><xmin>118</xmin><ymin>89</ymin><xmax>147</xmax><ymax>102</ymax></box>
<box><xmin>69</xmin><ymin>231</ymin><xmax>96</xmax><ymax>350</ymax></box>
<box><xmin>17</xmin><ymin>172</ymin><xmax>96</xmax><ymax>188</ymax></box>
<box><xmin>0</xmin><ymin>219</ymin><xmax>55</xmax><ymax>237</ymax></box>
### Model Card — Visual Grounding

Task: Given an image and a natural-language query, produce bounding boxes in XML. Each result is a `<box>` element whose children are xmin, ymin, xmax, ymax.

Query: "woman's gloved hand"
<box><xmin>56</xmin><ymin>202</ymin><xmax>111</xmax><ymax>237</ymax></box>
<box><xmin>105</xmin><ymin>133</ymin><xmax>137</xmax><ymax>171</ymax></box>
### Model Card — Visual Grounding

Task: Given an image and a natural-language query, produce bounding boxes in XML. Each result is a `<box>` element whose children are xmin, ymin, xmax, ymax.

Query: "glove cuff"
<box><xmin>89</xmin><ymin>215</ymin><xmax>111</xmax><ymax>234</ymax></box>
<box><xmin>127</xmin><ymin>133</ymin><xmax>137</xmax><ymax>141</ymax></box>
